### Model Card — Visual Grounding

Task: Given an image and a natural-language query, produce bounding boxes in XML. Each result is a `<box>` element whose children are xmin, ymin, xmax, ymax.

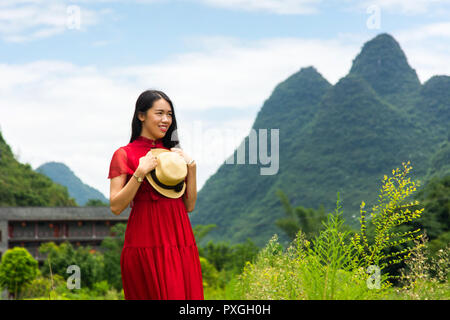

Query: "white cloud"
<box><xmin>352</xmin><ymin>0</ymin><xmax>450</xmax><ymax>15</ymax></box>
<box><xmin>114</xmin><ymin>35</ymin><xmax>359</xmax><ymax>110</ymax></box>
<box><xmin>391</xmin><ymin>21</ymin><xmax>450</xmax><ymax>81</ymax></box>
<box><xmin>0</xmin><ymin>0</ymin><xmax>101</xmax><ymax>42</ymax></box>
<box><xmin>79</xmin><ymin>0</ymin><xmax>322</xmax><ymax>14</ymax></box>
<box><xmin>394</xmin><ymin>21</ymin><xmax>450</xmax><ymax>41</ymax></box>
<box><xmin>196</xmin><ymin>0</ymin><xmax>322</xmax><ymax>14</ymax></box>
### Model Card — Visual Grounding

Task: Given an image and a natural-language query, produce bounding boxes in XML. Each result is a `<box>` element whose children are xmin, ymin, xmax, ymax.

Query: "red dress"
<box><xmin>108</xmin><ymin>135</ymin><xmax>204</xmax><ymax>300</ymax></box>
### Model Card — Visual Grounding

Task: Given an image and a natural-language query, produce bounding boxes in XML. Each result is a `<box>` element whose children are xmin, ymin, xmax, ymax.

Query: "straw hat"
<box><xmin>145</xmin><ymin>148</ymin><xmax>187</xmax><ymax>199</ymax></box>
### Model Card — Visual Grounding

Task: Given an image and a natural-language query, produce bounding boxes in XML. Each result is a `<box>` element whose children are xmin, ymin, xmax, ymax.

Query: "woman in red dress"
<box><xmin>108</xmin><ymin>90</ymin><xmax>204</xmax><ymax>300</ymax></box>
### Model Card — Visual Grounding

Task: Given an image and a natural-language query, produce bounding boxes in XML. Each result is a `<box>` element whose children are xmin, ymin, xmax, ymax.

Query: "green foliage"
<box><xmin>100</xmin><ymin>223</ymin><xmax>126</xmax><ymax>291</ymax></box>
<box><xmin>428</xmin><ymin>231</ymin><xmax>450</xmax><ymax>255</ymax></box>
<box><xmin>85</xmin><ymin>199</ymin><xmax>109</xmax><ymax>206</ymax></box>
<box><xmin>275</xmin><ymin>189</ymin><xmax>328</xmax><ymax>240</ymax></box>
<box><xmin>21</xmin><ymin>273</ymin><xmax>66</xmax><ymax>300</ymax></box>
<box><xmin>193</xmin><ymin>224</ymin><xmax>218</xmax><ymax>243</ymax></box>
<box><xmin>411</xmin><ymin>174</ymin><xmax>450</xmax><ymax>240</ymax></box>
<box><xmin>197</xmin><ymin>235</ymin><xmax>260</xmax><ymax>295</ymax></box>
<box><xmin>24</xmin><ymin>278</ymin><xmax>124</xmax><ymax>300</ymax></box>
<box><xmin>350</xmin><ymin>162</ymin><xmax>425</xmax><ymax>273</ymax></box>
<box><xmin>233</xmin><ymin>232</ymin><xmax>387</xmax><ymax>300</ymax></box>
<box><xmin>392</xmin><ymin>236</ymin><xmax>450</xmax><ymax>300</ymax></box>
<box><xmin>199</xmin><ymin>257</ymin><xmax>220</xmax><ymax>289</ymax></box>
<box><xmin>0</xmin><ymin>247</ymin><xmax>39</xmax><ymax>299</ymax></box>
<box><xmin>198</xmin><ymin>238</ymin><xmax>259</xmax><ymax>276</ymax></box>
<box><xmin>232</xmin><ymin>164</ymin><xmax>441</xmax><ymax>299</ymax></box>
<box><xmin>39</xmin><ymin>241</ymin><xmax>104</xmax><ymax>289</ymax></box>
<box><xmin>203</xmin><ymin>275</ymin><xmax>242</xmax><ymax>300</ymax></box>
<box><xmin>233</xmin><ymin>191</ymin><xmax>392</xmax><ymax>300</ymax></box>
<box><xmin>305</xmin><ymin>193</ymin><xmax>363</xmax><ymax>299</ymax></box>
<box><xmin>426</xmin><ymin>140</ymin><xmax>450</xmax><ymax>179</ymax></box>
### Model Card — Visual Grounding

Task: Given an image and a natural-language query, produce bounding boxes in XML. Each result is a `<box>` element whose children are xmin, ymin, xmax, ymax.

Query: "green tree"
<box><xmin>0</xmin><ymin>247</ymin><xmax>39</xmax><ymax>299</ymax></box>
<box><xmin>198</xmin><ymin>238</ymin><xmax>260</xmax><ymax>284</ymax></box>
<box><xmin>85</xmin><ymin>199</ymin><xmax>109</xmax><ymax>206</ymax></box>
<box><xmin>410</xmin><ymin>174</ymin><xmax>450</xmax><ymax>241</ymax></box>
<box><xmin>275</xmin><ymin>189</ymin><xmax>328</xmax><ymax>241</ymax></box>
<box><xmin>100</xmin><ymin>223</ymin><xmax>126</xmax><ymax>291</ymax></box>
<box><xmin>199</xmin><ymin>257</ymin><xmax>220</xmax><ymax>289</ymax></box>
<box><xmin>192</xmin><ymin>224</ymin><xmax>217</xmax><ymax>243</ymax></box>
<box><xmin>224</xmin><ymin>239</ymin><xmax>260</xmax><ymax>275</ymax></box>
<box><xmin>199</xmin><ymin>241</ymin><xmax>233</xmax><ymax>272</ymax></box>
<box><xmin>39</xmin><ymin>241</ymin><xmax>104</xmax><ymax>289</ymax></box>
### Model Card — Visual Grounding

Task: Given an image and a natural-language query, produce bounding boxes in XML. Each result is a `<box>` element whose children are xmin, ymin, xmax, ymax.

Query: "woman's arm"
<box><xmin>183</xmin><ymin>162</ymin><xmax>197</xmax><ymax>212</ymax></box>
<box><xmin>110</xmin><ymin>149</ymin><xmax>158</xmax><ymax>215</ymax></box>
<box><xmin>110</xmin><ymin>168</ymin><xmax>146</xmax><ymax>215</ymax></box>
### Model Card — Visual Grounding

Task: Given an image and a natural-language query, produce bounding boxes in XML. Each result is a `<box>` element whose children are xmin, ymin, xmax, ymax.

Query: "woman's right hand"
<box><xmin>136</xmin><ymin>150</ymin><xmax>158</xmax><ymax>176</ymax></box>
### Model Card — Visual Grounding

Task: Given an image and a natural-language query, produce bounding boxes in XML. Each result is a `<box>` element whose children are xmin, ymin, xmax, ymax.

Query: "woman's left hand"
<box><xmin>170</xmin><ymin>147</ymin><xmax>193</xmax><ymax>164</ymax></box>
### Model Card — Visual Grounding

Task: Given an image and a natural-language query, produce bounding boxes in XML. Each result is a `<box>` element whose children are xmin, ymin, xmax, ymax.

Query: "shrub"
<box><xmin>350</xmin><ymin>161</ymin><xmax>425</xmax><ymax>282</ymax></box>
<box><xmin>393</xmin><ymin>234</ymin><xmax>449</xmax><ymax>299</ymax></box>
<box><xmin>0</xmin><ymin>247</ymin><xmax>39</xmax><ymax>299</ymax></box>
<box><xmin>39</xmin><ymin>241</ymin><xmax>105</xmax><ymax>289</ymax></box>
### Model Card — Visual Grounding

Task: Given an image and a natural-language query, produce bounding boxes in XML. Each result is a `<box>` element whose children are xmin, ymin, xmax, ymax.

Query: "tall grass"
<box><xmin>233</xmin><ymin>162</ymin><xmax>442</xmax><ymax>299</ymax></box>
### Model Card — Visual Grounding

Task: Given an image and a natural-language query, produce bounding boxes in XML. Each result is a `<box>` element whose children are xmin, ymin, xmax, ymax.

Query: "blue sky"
<box><xmin>0</xmin><ymin>0</ymin><xmax>449</xmax><ymax>198</ymax></box>
<box><xmin>1</xmin><ymin>1</ymin><xmax>447</xmax><ymax>66</ymax></box>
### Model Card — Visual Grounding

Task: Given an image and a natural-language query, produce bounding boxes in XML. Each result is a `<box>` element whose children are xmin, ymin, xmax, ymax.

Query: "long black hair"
<box><xmin>130</xmin><ymin>90</ymin><xmax>180</xmax><ymax>149</ymax></box>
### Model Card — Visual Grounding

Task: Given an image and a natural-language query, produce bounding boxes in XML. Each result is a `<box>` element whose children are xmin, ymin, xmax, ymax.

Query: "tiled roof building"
<box><xmin>0</xmin><ymin>206</ymin><xmax>129</xmax><ymax>262</ymax></box>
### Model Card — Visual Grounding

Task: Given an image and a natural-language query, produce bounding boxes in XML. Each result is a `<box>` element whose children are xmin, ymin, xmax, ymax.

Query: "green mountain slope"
<box><xmin>425</xmin><ymin>139</ymin><xmax>450</xmax><ymax>181</ymax></box>
<box><xmin>349</xmin><ymin>33</ymin><xmax>421</xmax><ymax>108</ymax></box>
<box><xmin>190</xmin><ymin>33</ymin><xmax>450</xmax><ymax>248</ymax></box>
<box><xmin>36</xmin><ymin>162</ymin><xmax>109</xmax><ymax>206</ymax></box>
<box><xmin>0</xmin><ymin>131</ymin><xmax>77</xmax><ymax>206</ymax></box>
<box><xmin>416</xmin><ymin>75</ymin><xmax>450</xmax><ymax>143</ymax></box>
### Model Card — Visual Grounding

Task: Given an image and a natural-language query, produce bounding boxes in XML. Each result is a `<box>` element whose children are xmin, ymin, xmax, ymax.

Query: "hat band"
<box><xmin>150</xmin><ymin>169</ymin><xmax>184</xmax><ymax>192</ymax></box>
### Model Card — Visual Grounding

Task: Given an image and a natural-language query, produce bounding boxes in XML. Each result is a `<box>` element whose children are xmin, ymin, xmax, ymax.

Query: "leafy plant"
<box><xmin>350</xmin><ymin>161</ymin><xmax>425</xmax><ymax>276</ymax></box>
<box><xmin>100</xmin><ymin>223</ymin><xmax>126</xmax><ymax>291</ymax></box>
<box><xmin>0</xmin><ymin>247</ymin><xmax>39</xmax><ymax>299</ymax></box>
<box><xmin>39</xmin><ymin>241</ymin><xmax>105</xmax><ymax>289</ymax></box>
<box><xmin>275</xmin><ymin>189</ymin><xmax>328</xmax><ymax>241</ymax></box>
<box><xmin>393</xmin><ymin>235</ymin><xmax>450</xmax><ymax>300</ymax></box>
<box><xmin>233</xmin><ymin>162</ymin><xmax>431</xmax><ymax>299</ymax></box>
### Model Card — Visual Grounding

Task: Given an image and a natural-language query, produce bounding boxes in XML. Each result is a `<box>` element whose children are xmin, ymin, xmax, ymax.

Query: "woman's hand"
<box><xmin>170</xmin><ymin>147</ymin><xmax>193</xmax><ymax>164</ymax></box>
<box><xmin>137</xmin><ymin>150</ymin><xmax>158</xmax><ymax>176</ymax></box>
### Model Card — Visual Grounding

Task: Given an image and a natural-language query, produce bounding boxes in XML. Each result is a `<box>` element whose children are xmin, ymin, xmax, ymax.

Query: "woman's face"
<box><xmin>139</xmin><ymin>98</ymin><xmax>173</xmax><ymax>140</ymax></box>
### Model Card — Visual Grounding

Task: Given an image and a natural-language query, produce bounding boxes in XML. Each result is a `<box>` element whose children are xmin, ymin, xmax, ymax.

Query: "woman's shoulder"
<box><xmin>112</xmin><ymin>145</ymin><xmax>128</xmax><ymax>155</ymax></box>
<box><xmin>117</xmin><ymin>142</ymin><xmax>135</xmax><ymax>152</ymax></box>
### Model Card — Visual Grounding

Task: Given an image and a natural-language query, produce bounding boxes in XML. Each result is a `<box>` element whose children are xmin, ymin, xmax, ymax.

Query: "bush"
<box><xmin>39</xmin><ymin>241</ymin><xmax>105</xmax><ymax>289</ymax></box>
<box><xmin>100</xmin><ymin>223</ymin><xmax>126</xmax><ymax>291</ymax></box>
<box><xmin>350</xmin><ymin>161</ymin><xmax>425</xmax><ymax>282</ymax></box>
<box><xmin>0</xmin><ymin>247</ymin><xmax>39</xmax><ymax>299</ymax></box>
<box><xmin>21</xmin><ymin>273</ymin><xmax>66</xmax><ymax>299</ymax></box>
<box><xmin>199</xmin><ymin>256</ymin><xmax>220</xmax><ymax>289</ymax></box>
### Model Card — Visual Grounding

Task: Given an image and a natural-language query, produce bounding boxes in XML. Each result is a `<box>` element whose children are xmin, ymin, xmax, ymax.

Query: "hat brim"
<box><xmin>145</xmin><ymin>148</ymin><xmax>187</xmax><ymax>199</ymax></box>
